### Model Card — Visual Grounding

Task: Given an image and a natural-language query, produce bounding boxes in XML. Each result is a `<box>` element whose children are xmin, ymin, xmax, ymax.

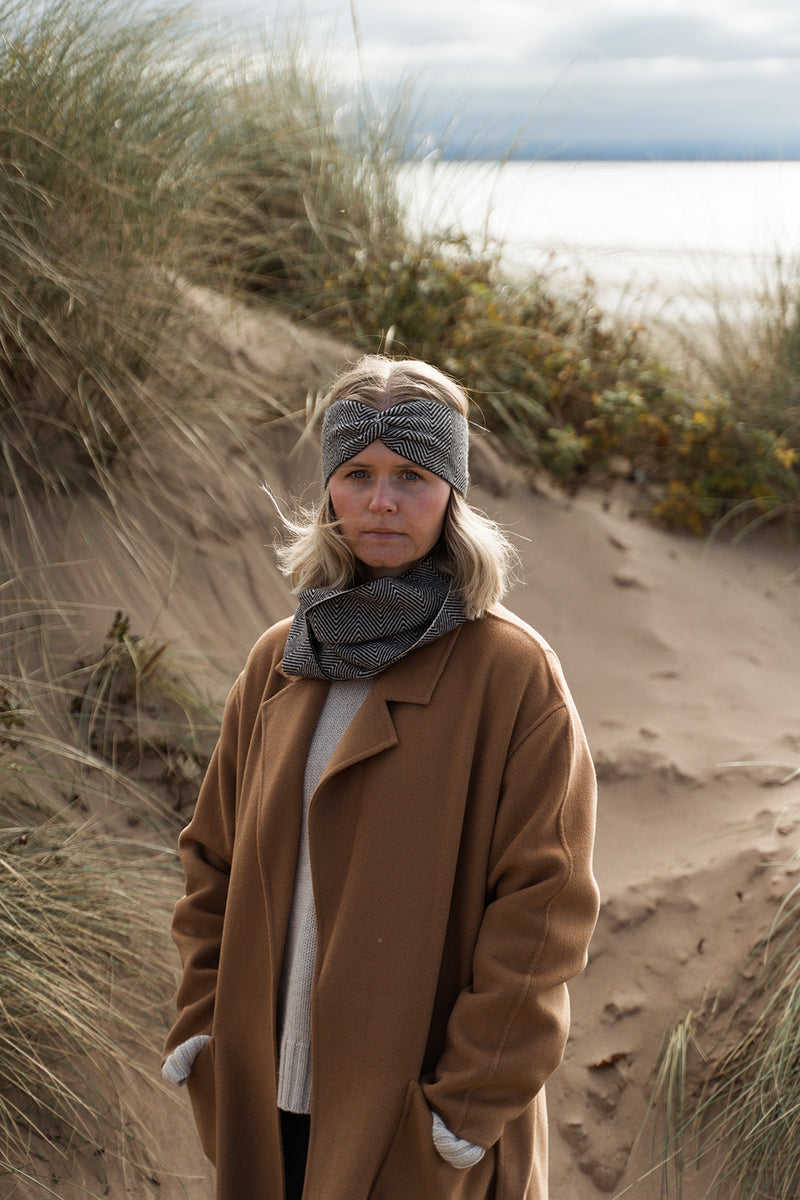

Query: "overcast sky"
<box><xmin>191</xmin><ymin>0</ymin><xmax>800</xmax><ymax>157</ymax></box>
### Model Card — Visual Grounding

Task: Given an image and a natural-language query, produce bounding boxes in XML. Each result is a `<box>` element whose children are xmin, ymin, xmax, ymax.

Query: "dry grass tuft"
<box><xmin>652</xmin><ymin>881</ymin><xmax>800</xmax><ymax>1199</ymax></box>
<box><xmin>0</xmin><ymin>596</ymin><xmax>220</xmax><ymax>1193</ymax></box>
<box><xmin>0</xmin><ymin>812</ymin><xmax>175</xmax><ymax>1192</ymax></box>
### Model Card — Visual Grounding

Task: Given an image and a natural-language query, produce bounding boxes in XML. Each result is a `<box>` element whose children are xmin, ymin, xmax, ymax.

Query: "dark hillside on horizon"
<box><xmin>405</xmin><ymin>84</ymin><xmax>800</xmax><ymax>163</ymax></box>
<box><xmin>436</xmin><ymin>140</ymin><xmax>800</xmax><ymax>162</ymax></box>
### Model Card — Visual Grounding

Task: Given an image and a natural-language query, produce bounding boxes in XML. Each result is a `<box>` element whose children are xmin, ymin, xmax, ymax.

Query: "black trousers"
<box><xmin>280</xmin><ymin>1109</ymin><xmax>311</xmax><ymax>1200</ymax></box>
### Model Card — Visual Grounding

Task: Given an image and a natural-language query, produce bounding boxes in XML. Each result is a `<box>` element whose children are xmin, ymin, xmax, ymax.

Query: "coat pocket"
<box><xmin>185</xmin><ymin>1036</ymin><xmax>216</xmax><ymax>1165</ymax></box>
<box><xmin>370</xmin><ymin>1080</ymin><xmax>495</xmax><ymax>1200</ymax></box>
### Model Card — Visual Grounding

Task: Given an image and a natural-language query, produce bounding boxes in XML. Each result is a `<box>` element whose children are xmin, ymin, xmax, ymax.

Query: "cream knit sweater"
<box><xmin>276</xmin><ymin>678</ymin><xmax>372</xmax><ymax>1111</ymax></box>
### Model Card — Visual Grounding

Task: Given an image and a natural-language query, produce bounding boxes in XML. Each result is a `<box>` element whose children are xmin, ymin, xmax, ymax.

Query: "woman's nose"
<box><xmin>368</xmin><ymin>479</ymin><xmax>397</xmax><ymax>512</ymax></box>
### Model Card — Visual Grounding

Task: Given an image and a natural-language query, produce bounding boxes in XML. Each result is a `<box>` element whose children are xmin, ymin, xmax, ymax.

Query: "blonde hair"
<box><xmin>321</xmin><ymin>354</ymin><xmax>471</xmax><ymax>417</ymax></box>
<box><xmin>274</xmin><ymin>356</ymin><xmax>518</xmax><ymax>619</ymax></box>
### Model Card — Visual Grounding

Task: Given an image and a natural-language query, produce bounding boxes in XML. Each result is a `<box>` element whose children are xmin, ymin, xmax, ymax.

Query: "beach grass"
<box><xmin>0</xmin><ymin>3</ymin><xmax>268</xmax><ymax>1185</ymax></box>
<box><xmin>652</xmin><ymin>887</ymin><xmax>800</xmax><ymax>1199</ymax></box>
<box><xmin>0</xmin><ymin>0</ymin><xmax>197</xmax><ymax>489</ymax></box>
<box><xmin>0</xmin><ymin>595</ymin><xmax>221</xmax><ymax>1193</ymax></box>
<box><xmin>190</xmin><ymin>39</ymin><xmax>408</xmax><ymax>309</ymax></box>
<box><xmin>0</xmin><ymin>810</ymin><xmax>175</xmax><ymax>1189</ymax></box>
<box><xmin>675</xmin><ymin>264</ymin><xmax>800</xmax><ymax>536</ymax></box>
<box><xmin>0</xmin><ymin>0</ymin><xmax>295</xmax><ymax>580</ymax></box>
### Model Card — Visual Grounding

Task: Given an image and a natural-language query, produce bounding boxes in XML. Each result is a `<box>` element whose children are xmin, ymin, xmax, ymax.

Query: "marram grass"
<box><xmin>0</xmin><ymin>0</ymin><xmax>296</xmax><ymax>567</ymax></box>
<box><xmin>191</xmin><ymin>45</ymin><xmax>407</xmax><ymax>308</ymax></box>
<box><xmin>0</xmin><ymin>808</ymin><xmax>177</xmax><ymax>1195</ymax></box>
<box><xmin>0</xmin><ymin>603</ymin><xmax>221</xmax><ymax>1194</ymax></box>
<box><xmin>0</xmin><ymin>0</ymin><xmax>202</xmax><ymax>490</ymax></box>
<box><xmin>70</xmin><ymin>611</ymin><xmax>221</xmax><ymax>812</ymax></box>
<box><xmin>653</xmin><ymin>889</ymin><xmax>800</xmax><ymax>1199</ymax></box>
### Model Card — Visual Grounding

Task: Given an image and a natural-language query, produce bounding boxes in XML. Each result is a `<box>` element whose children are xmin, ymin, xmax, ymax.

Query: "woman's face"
<box><xmin>328</xmin><ymin>439</ymin><xmax>451</xmax><ymax>579</ymax></box>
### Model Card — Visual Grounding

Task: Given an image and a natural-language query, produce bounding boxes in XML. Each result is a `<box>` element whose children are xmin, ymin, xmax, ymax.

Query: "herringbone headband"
<box><xmin>321</xmin><ymin>399</ymin><xmax>469</xmax><ymax>496</ymax></box>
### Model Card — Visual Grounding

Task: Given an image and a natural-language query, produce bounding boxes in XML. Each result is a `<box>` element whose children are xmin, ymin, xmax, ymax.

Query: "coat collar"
<box><xmin>274</xmin><ymin>620</ymin><xmax>466</xmax><ymax>705</ymax></box>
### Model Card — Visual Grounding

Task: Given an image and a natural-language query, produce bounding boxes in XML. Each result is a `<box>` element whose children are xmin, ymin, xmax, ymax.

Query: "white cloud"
<box><xmin>190</xmin><ymin>0</ymin><xmax>800</xmax><ymax>154</ymax></box>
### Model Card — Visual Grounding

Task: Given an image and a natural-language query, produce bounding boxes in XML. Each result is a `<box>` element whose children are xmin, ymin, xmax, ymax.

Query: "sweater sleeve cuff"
<box><xmin>431</xmin><ymin>1110</ymin><xmax>486</xmax><ymax>1169</ymax></box>
<box><xmin>162</xmin><ymin>1034</ymin><xmax>211</xmax><ymax>1085</ymax></box>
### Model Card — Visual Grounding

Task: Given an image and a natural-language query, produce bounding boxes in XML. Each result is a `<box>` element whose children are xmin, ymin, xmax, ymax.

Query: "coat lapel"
<box><xmin>317</xmin><ymin>623</ymin><xmax>465</xmax><ymax>785</ymax></box>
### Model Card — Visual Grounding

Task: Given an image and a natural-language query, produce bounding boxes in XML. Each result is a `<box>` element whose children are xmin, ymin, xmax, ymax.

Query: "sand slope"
<box><xmin>477</xmin><ymin>474</ymin><xmax>800</xmax><ymax>1196</ymax></box>
<box><xmin>14</xmin><ymin>298</ymin><xmax>800</xmax><ymax>1198</ymax></box>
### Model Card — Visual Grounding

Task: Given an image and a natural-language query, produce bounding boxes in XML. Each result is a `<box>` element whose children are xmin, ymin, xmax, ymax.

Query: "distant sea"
<box><xmin>395</xmin><ymin>161</ymin><xmax>800</xmax><ymax>326</ymax></box>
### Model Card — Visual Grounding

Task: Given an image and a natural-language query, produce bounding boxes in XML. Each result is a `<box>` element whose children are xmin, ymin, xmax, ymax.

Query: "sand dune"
<box><xmin>17</xmin><ymin>298</ymin><xmax>800</xmax><ymax>1198</ymax></box>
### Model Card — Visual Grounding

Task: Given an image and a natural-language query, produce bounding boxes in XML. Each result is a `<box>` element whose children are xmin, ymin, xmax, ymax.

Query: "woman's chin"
<box><xmin>357</xmin><ymin>554</ymin><xmax>421</xmax><ymax>580</ymax></box>
<box><xmin>360</xmin><ymin>563</ymin><xmax>413</xmax><ymax>580</ymax></box>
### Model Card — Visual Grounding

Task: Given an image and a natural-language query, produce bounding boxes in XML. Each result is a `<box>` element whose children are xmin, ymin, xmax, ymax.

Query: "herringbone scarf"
<box><xmin>282</xmin><ymin>558</ymin><xmax>467</xmax><ymax>680</ymax></box>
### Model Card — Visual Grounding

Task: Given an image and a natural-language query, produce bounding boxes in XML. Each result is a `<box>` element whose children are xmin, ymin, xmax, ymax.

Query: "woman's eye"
<box><xmin>400</xmin><ymin>469</ymin><xmax>421</xmax><ymax>481</ymax></box>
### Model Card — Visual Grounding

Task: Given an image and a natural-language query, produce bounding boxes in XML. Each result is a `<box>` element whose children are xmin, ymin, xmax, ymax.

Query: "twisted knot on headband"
<box><xmin>321</xmin><ymin>398</ymin><xmax>469</xmax><ymax>496</ymax></box>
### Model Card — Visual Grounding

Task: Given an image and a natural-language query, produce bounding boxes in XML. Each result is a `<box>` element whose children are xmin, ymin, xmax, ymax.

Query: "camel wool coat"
<box><xmin>163</xmin><ymin>604</ymin><xmax>599</xmax><ymax>1200</ymax></box>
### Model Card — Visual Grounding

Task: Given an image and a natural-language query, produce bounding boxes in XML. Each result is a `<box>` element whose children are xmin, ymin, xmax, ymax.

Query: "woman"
<box><xmin>162</xmin><ymin>355</ymin><xmax>599</xmax><ymax>1200</ymax></box>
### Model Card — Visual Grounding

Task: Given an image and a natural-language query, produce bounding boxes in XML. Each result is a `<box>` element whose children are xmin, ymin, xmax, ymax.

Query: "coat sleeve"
<box><xmin>161</xmin><ymin>676</ymin><xmax>243</xmax><ymax>1061</ymax></box>
<box><xmin>423</xmin><ymin>699</ymin><xmax>599</xmax><ymax>1149</ymax></box>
